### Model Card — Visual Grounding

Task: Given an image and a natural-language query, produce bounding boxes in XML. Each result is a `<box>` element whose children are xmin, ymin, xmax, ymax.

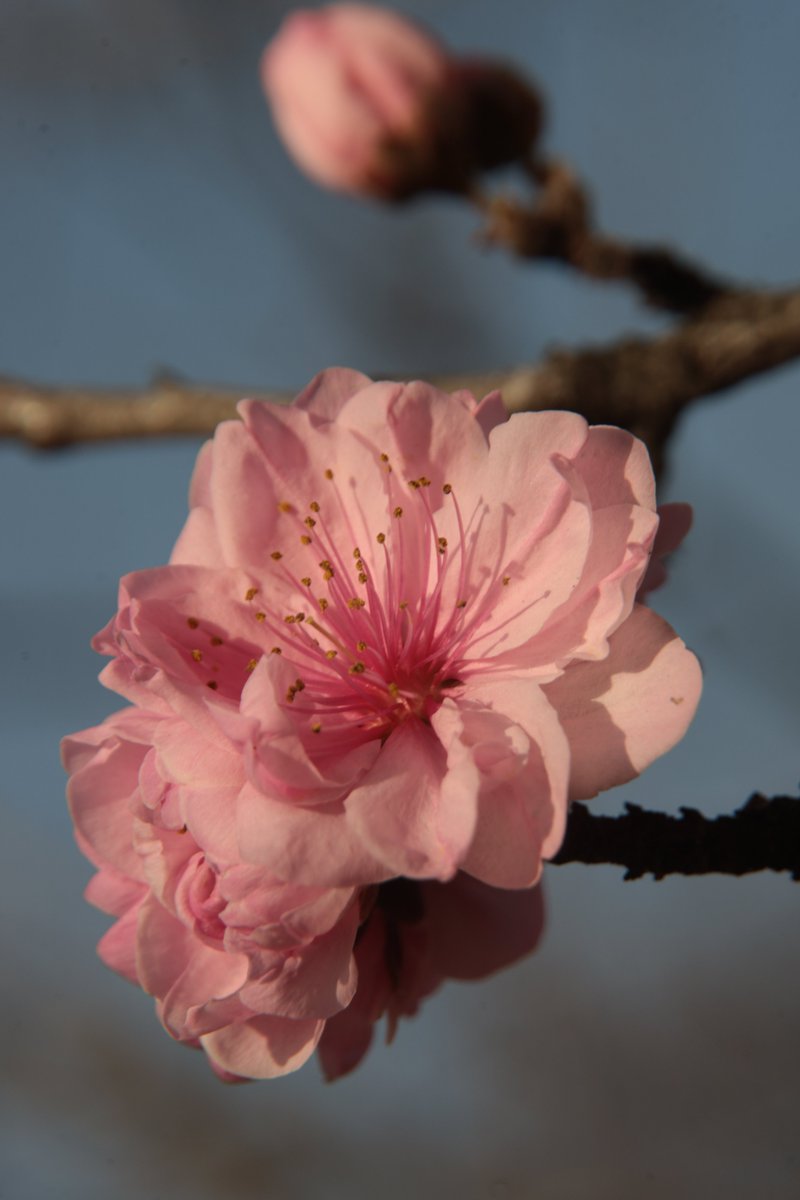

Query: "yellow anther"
<box><xmin>356</xmin><ymin>640</ymin><xmax>367</xmax><ymax>652</ymax></box>
<box><xmin>376</xmin><ymin>532</ymin><xmax>386</xmax><ymax>544</ymax></box>
<box><xmin>318</xmin><ymin>598</ymin><xmax>329</xmax><ymax>611</ymax></box>
<box><xmin>388</xmin><ymin>682</ymin><xmax>400</xmax><ymax>698</ymax></box>
<box><xmin>353</xmin><ymin>547</ymin><xmax>361</xmax><ymax>559</ymax></box>
<box><xmin>300</xmin><ymin>535</ymin><xmax>312</xmax><ymax>545</ymax></box>
<box><xmin>270</xmin><ymin>550</ymin><xmax>283</xmax><ymax>561</ymax></box>
<box><xmin>323</xmin><ymin>569</ymin><xmax>334</xmax><ymax>581</ymax></box>
<box><xmin>399</xmin><ymin>601</ymin><xmax>408</xmax><ymax>610</ymax></box>
<box><xmin>443</xmin><ymin>483</ymin><xmax>452</xmax><ymax>495</ymax></box>
<box><xmin>438</xmin><ymin>537</ymin><xmax>448</xmax><ymax>553</ymax></box>
<box><xmin>310</xmin><ymin>722</ymin><xmax>322</xmax><ymax>734</ymax></box>
<box><xmin>324</xmin><ymin>468</ymin><xmax>334</xmax><ymax>480</ymax></box>
<box><xmin>278</xmin><ymin>501</ymin><xmax>294</xmax><ymax>514</ymax></box>
<box><xmin>380</xmin><ymin>453</ymin><xmax>389</xmax><ymax>463</ymax></box>
<box><xmin>301</xmin><ymin>576</ymin><xmax>312</xmax><ymax>587</ymax></box>
<box><xmin>304</xmin><ymin>517</ymin><xmax>316</xmax><ymax>529</ymax></box>
<box><xmin>502</xmin><ymin>575</ymin><xmax>511</xmax><ymax>586</ymax></box>
<box><xmin>393</xmin><ymin>506</ymin><xmax>403</xmax><ymax>518</ymax></box>
<box><xmin>358</xmin><ymin>573</ymin><xmax>368</xmax><ymax>584</ymax></box>
<box><xmin>246</xmin><ymin>658</ymin><xmax>258</xmax><ymax>672</ymax></box>
<box><xmin>294</xmin><ymin>678</ymin><xmax>305</xmax><ymax>692</ymax></box>
<box><xmin>349</xmin><ymin>661</ymin><xmax>366</xmax><ymax>674</ymax></box>
<box><xmin>270</xmin><ymin>646</ymin><xmax>282</xmax><ymax>654</ymax></box>
<box><xmin>309</xmin><ymin>501</ymin><xmax>320</xmax><ymax>513</ymax></box>
<box><xmin>284</xmin><ymin>615</ymin><xmax>297</xmax><ymax>624</ymax></box>
<box><xmin>456</xmin><ymin>599</ymin><xmax>467</xmax><ymax>609</ymax></box>
<box><xmin>408</xmin><ymin>479</ymin><xmax>420</xmax><ymax>490</ymax></box>
<box><xmin>191</xmin><ymin>649</ymin><xmax>202</xmax><ymax>662</ymax></box>
<box><xmin>418</xmin><ymin>475</ymin><xmax>431</xmax><ymax>487</ymax></box>
<box><xmin>325</xmin><ymin>649</ymin><xmax>337</xmax><ymax>659</ymax></box>
<box><xmin>245</xmin><ymin>587</ymin><xmax>259</xmax><ymax>601</ymax></box>
<box><xmin>255</xmin><ymin>612</ymin><xmax>266</xmax><ymax>622</ymax></box>
<box><xmin>348</xmin><ymin>597</ymin><xmax>366</xmax><ymax>609</ymax></box>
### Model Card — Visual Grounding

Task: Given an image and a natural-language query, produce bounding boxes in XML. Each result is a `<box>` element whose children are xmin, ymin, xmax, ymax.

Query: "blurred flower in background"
<box><xmin>261</xmin><ymin>3</ymin><xmax>543</xmax><ymax>200</ymax></box>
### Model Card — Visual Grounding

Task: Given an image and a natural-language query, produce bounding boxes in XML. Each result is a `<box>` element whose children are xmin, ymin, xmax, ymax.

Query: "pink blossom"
<box><xmin>86</xmin><ymin>370</ymin><xmax>700</xmax><ymax>896</ymax></box>
<box><xmin>261</xmin><ymin>5</ymin><xmax>543</xmax><ymax>200</ymax></box>
<box><xmin>64</xmin><ymin>368</ymin><xmax>701</xmax><ymax>1080</ymax></box>
<box><xmin>262</xmin><ymin>4</ymin><xmax>449</xmax><ymax>199</ymax></box>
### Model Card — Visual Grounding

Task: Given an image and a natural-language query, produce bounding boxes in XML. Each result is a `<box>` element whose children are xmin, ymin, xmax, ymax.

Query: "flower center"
<box><xmin>236</xmin><ymin>448</ymin><xmax>542</xmax><ymax>750</ymax></box>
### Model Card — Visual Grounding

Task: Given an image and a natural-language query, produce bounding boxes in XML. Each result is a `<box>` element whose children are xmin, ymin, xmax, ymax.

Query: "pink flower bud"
<box><xmin>262</xmin><ymin>4</ymin><xmax>543</xmax><ymax>201</ymax></box>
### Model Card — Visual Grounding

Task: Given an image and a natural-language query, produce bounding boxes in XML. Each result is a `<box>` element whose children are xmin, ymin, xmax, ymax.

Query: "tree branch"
<box><xmin>4</xmin><ymin>286</ymin><xmax>798</xmax><ymax>472</ymax></box>
<box><xmin>550</xmin><ymin>794</ymin><xmax>800</xmax><ymax>881</ymax></box>
<box><xmin>476</xmin><ymin>156</ymin><xmax>730</xmax><ymax>315</ymax></box>
<box><xmin>0</xmin><ymin>376</ymin><xmax>252</xmax><ymax>449</ymax></box>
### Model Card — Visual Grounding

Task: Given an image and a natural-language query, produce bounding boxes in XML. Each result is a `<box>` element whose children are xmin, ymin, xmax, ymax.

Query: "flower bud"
<box><xmin>261</xmin><ymin>3</ymin><xmax>543</xmax><ymax>201</ymax></box>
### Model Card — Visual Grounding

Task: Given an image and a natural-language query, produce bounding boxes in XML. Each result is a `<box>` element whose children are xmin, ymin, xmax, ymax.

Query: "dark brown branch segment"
<box><xmin>550</xmin><ymin>794</ymin><xmax>800</xmax><ymax>881</ymax></box>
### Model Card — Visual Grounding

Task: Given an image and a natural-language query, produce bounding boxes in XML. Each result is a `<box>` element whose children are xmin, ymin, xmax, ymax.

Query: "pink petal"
<box><xmin>136</xmin><ymin>897</ymin><xmax>249</xmax><ymax>1038</ymax></box>
<box><xmin>347</xmin><ymin>718</ymin><xmax>470</xmax><ymax>880</ymax></box>
<box><xmin>179</xmin><ymin>786</ymin><xmax>244</xmax><ymax>864</ymax></box>
<box><xmin>292</xmin><ymin>367</ymin><xmax>373</xmax><ymax>422</ymax></box>
<box><xmin>239</xmin><ymin>899</ymin><xmax>359</xmax><ymax>1019</ymax></box>
<box><xmin>241</xmin><ymin>655</ymin><xmax>380</xmax><ymax>802</ymax></box>
<box><xmin>220</xmin><ymin>867</ymin><xmax>354</xmax><ymax>945</ymax></box>
<box><xmin>201</xmin><ymin>1015</ymin><xmax>324</xmax><ymax>1079</ymax></box>
<box><xmin>337</xmin><ymin>379</ymin><xmax>491</xmax><ymax>497</ymax></box>
<box><xmin>237</xmin><ymin>782</ymin><xmax>391</xmax><ymax>888</ymax></box>
<box><xmin>316</xmin><ymin>911</ymin><xmax>390</xmax><ymax>1081</ymax></box>
<box><xmin>186</xmin><ymin>437</ymin><xmax>215</xmax><ymax>509</ymax></box>
<box><xmin>572</xmin><ymin>425</ymin><xmax>656</xmax><ymax>510</ymax></box>
<box><xmin>543</xmin><ymin>603</ymin><xmax>702</xmax><ymax>800</ymax></box>
<box><xmin>170</xmin><ymin>505</ymin><xmax>223</xmax><ymax>567</ymax></box>
<box><xmin>433</xmin><ymin>676</ymin><xmax>569</xmax><ymax>888</ymax></box>
<box><xmin>238</xmin><ymin>399</ymin><xmax>396</xmax><ymax>578</ymax></box>
<box><xmin>449</xmin><ymin>449</ymin><xmax>594</xmax><ymax>660</ymax></box>
<box><xmin>205</xmin><ymin>419</ymin><xmax>282</xmax><ymax>568</ymax></box>
<box><xmin>97</xmin><ymin>901</ymin><xmax>144</xmax><ymax>984</ymax></box>
<box><xmin>519</xmin><ymin>500</ymin><xmax>659</xmax><ymax>669</ymax></box>
<box><xmin>639</xmin><ymin>502</ymin><xmax>693</xmax><ymax>596</ymax></box>
<box><xmin>65</xmin><ymin>729</ymin><xmax>149</xmax><ymax>878</ymax></box>
<box><xmin>85</xmin><ymin>867</ymin><xmax>147</xmax><ymax>917</ymax></box>
<box><xmin>153</xmin><ymin>717</ymin><xmax>245</xmax><ymax>789</ymax></box>
<box><xmin>422</xmin><ymin>873</ymin><xmax>546</xmax><ymax>979</ymax></box>
<box><xmin>473</xmin><ymin>388</ymin><xmax>508</xmax><ymax>438</ymax></box>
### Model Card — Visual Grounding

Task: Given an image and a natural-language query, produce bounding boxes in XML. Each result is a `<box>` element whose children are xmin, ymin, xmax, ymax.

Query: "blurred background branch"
<box><xmin>4</xmin><ymin>282</ymin><xmax>799</xmax><ymax>474</ymax></box>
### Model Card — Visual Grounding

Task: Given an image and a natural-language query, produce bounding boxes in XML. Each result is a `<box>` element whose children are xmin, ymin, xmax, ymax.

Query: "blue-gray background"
<box><xmin>1</xmin><ymin>2</ymin><xmax>798</xmax><ymax>1197</ymax></box>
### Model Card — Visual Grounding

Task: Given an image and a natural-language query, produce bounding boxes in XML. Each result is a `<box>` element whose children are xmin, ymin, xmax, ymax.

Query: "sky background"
<box><xmin>1</xmin><ymin>2</ymin><xmax>799</xmax><ymax>1197</ymax></box>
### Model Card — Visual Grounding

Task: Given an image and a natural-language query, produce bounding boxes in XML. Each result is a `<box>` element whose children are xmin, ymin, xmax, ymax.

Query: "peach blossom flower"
<box><xmin>261</xmin><ymin>4</ymin><xmax>542</xmax><ymax>199</ymax></box>
<box><xmin>85</xmin><ymin>370</ymin><xmax>700</xmax><ymax>895</ymax></box>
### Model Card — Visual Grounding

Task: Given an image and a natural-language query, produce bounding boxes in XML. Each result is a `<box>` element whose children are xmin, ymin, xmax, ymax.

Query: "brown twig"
<box><xmin>2</xmin><ymin>286</ymin><xmax>799</xmax><ymax>466</ymax></box>
<box><xmin>477</xmin><ymin>156</ymin><xmax>729</xmax><ymax>314</ymax></box>
<box><xmin>0</xmin><ymin>375</ymin><xmax>257</xmax><ymax>449</ymax></box>
<box><xmin>550</xmin><ymin>794</ymin><xmax>800</xmax><ymax>881</ymax></box>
